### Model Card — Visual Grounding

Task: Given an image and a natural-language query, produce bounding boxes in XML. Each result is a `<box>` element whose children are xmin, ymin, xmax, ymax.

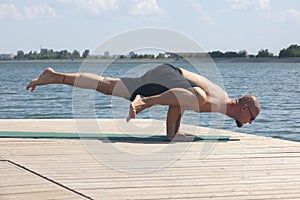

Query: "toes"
<box><xmin>26</xmin><ymin>82</ymin><xmax>36</xmax><ymax>92</ymax></box>
<box><xmin>126</xmin><ymin>113</ymin><xmax>134</xmax><ymax>122</ymax></box>
<box><xmin>26</xmin><ymin>82</ymin><xmax>32</xmax><ymax>90</ymax></box>
<box><xmin>126</xmin><ymin>104</ymin><xmax>136</xmax><ymax>122</ymax></box>
<box><xmin>126</xmin><ymin>115</ymin><xmax>131</xmax><ymax>122</ymax></box>
<box><xmin>31</xmin><ymin>85</ymin><xmax>36</xmax><ymax>92</ymax></box>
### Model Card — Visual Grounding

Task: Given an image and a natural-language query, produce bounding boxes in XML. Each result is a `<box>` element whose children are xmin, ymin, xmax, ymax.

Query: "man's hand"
<box><xmin>168</xmin><ymin>131</ymin><xmax>197</xmax><ymax>142</ymax></box>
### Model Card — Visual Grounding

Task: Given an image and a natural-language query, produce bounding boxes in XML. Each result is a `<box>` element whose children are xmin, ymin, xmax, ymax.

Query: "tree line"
<box><xmin>208</xmin><ymin>44</ymin><xmax>300</xmax><ymax>58</ymax></box>
<box><xmin>11</xmin><ymin>49</ymin><xmax>90</xmax><ymax>61</ymax></box>
<box><xmin>1</xmin><ymin>44</ymin><xmax>300</xmax><ymax>61</ymax></box>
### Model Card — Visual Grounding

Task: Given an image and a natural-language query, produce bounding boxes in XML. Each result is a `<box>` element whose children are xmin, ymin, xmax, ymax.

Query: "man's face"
<box><xmin>236</xmin><ymin>104</ymin><xmax>257</xmax><ymax>128</ymax></box>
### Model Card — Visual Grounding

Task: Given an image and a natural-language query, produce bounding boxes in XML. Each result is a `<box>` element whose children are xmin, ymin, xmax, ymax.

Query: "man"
<box><xmin>26</xmin><ymin>63</ymin><xmax>260</xmax><ymax>140</ymax></box>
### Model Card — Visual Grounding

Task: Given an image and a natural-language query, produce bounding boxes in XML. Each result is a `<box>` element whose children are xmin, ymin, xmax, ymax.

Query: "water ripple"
<box><xmin>0</xmin><ymin>61</ymin><xmax>300</xmax><ymax>142</ymax></box>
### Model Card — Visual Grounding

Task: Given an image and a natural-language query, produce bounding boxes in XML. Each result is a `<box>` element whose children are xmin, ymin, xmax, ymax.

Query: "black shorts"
<box><xmin>121</xmin><ymin>64</ymin><xmax>196</xmax><ymax>101</ymax></box>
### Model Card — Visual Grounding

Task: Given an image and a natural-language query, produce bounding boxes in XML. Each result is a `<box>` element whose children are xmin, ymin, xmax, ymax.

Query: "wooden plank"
<box><xmin>0</xmin><ymin>161</ymin><xmax>84</xmax><ymax>199</ymax></box>
<box><xmin>1</xmin><ymin>119</ymin><xmax>300</xmax><ymax>200</ymax></box>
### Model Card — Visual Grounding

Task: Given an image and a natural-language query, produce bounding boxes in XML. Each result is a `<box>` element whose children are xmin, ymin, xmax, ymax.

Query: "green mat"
<box><xmin>0</xmin><ymin>131</ymin><xmax>230</xmax><ymax>142</ymax></box>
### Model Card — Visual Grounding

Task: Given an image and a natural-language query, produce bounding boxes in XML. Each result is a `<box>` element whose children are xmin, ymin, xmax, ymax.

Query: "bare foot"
<box><xmin>26</xmin><ymin>68</ymin><xmax>57</xmax><ymax>92</ymax></box>
<box><xmin>126</xmin><ymin>95</ymin><xmax>147</xmax><ymax>122</ymax></box>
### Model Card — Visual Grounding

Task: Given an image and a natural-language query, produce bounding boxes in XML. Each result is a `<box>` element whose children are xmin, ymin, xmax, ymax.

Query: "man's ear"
<box><xmin>241</xmin><ymin>104</ymin><xmax>248</xmax><ymax>111</ymax></box>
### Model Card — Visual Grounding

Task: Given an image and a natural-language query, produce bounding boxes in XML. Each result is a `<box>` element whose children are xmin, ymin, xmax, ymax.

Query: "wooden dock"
<box><xmin>1</xmin><ymin>119</ymin><xmax>300</xmax><ymax>200</ymax></box>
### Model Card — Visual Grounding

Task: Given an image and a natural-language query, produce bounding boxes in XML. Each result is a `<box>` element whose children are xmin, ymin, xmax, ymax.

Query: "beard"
<box><xmin>236</xmin><ymin>120</ymin><xmax>243</xmax><ymax>128</ymax></box>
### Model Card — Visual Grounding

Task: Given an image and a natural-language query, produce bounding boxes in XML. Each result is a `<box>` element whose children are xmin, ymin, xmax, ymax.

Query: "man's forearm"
<box><xmin>166</xmin><ymin>106</ymin><xmax>183</xmax><ymax>139</ymax></box>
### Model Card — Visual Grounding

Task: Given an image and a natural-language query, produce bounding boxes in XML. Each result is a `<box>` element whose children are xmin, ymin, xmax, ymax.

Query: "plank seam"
<box><xmin>5</xmin><ymin>159</ymin><xmax>93</xmax><ymax>200</ymax></box>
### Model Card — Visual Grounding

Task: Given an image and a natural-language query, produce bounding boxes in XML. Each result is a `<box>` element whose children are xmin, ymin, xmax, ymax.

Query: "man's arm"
<box><xmin>166</xmin><ymin>106</ymin><xmax>183</xmax><ymax>140</ymax></box>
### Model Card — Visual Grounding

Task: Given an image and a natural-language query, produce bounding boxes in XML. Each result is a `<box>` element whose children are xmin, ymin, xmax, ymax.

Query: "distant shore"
<box><xmin>1</xmin><ymin>57</ymin><xmax>300</xmax><ymax>63</ymax></box>
<box><xmin>212</xmin><ymin>57</ymin><xmax>300</xmax><ymax>63</ymax></box>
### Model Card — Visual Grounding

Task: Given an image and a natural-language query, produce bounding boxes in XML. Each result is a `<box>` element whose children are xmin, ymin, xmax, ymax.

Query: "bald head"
<box><xmin>239</xmin><ymin>94</ymin><xmax>261</xmax><ymax>113</ymax></box>
<box><xmin>235</xmin><ymin>94</ymin><xmax>261</xmax><ymax>127</ymax></box>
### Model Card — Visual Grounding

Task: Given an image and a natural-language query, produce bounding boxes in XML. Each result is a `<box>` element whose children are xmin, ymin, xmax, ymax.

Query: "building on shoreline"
<box><xmin>0</xmin><ymin>54</ymin><xmax>14</xmax><ymax>60</ymax></box>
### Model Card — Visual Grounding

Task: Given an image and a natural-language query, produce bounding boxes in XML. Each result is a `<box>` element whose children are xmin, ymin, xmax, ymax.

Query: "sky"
<box><xmin>0</xmin><ymin>0</ymin><xmax>300</xmax><ymax>55</ymax></box>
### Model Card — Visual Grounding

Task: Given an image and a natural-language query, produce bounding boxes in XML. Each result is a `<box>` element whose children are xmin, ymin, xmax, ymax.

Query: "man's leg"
<box><xmin>127</xmin><ymin>87</ymin><xmax>207</xmax><ymax>121</ymax></box>
<box><xmin>26</xmin><ymin>68</ymin><xmax>131</xmax><ymax>99</ymax></box>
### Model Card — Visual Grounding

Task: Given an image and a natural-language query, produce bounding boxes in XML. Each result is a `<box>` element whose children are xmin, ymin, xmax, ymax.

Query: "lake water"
<box><xmin>0</xmin><ymin>61</ymin><xmax>299</xmax><ymax>142</ymax></box>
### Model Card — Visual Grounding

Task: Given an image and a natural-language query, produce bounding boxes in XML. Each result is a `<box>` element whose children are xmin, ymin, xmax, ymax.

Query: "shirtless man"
<box><xmin>26</xmin><ymin>64</ymin><xmax>260</xmax><ymax>140</ymax></box>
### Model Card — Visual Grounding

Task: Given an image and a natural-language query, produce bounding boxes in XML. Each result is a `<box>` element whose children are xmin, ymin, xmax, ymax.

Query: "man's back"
<box><xmin>180</xmin><ymin>68</ymin><xmax>229</xmax><ymax>113</ymax></box>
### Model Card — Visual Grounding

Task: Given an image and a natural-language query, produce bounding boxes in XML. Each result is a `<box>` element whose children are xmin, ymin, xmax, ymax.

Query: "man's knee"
<box><xmin>97</xmin><ymin>77</ymin><xmax>115</xmax><ymax>95</ymax></box>
<box><xmin>193</xmin><ymin>87</ymin><xmax>207</xmax><ymax>105</ymax></box>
